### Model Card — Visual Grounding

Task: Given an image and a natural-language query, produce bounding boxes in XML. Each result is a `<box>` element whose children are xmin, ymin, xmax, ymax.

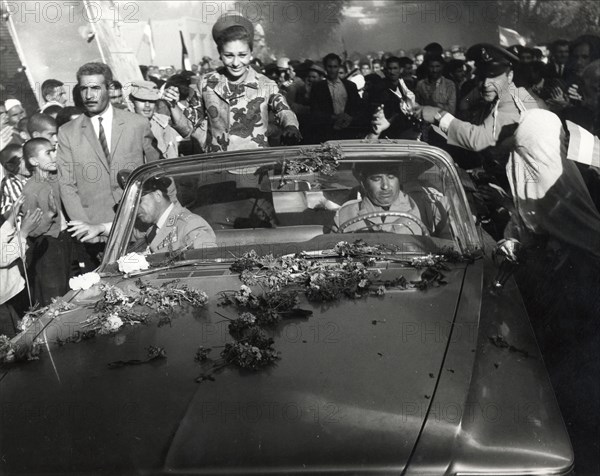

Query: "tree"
<box><xmin>497</xmin><ymin>0</ymin><xmax>600</xmax><ymax>43</ymax></box>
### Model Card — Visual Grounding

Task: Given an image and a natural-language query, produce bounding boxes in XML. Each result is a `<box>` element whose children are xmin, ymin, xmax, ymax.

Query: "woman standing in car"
<box><xmin>163</xmin><ymin>14</ymin><xmax>301</xmax><ymax>153</ymax></box>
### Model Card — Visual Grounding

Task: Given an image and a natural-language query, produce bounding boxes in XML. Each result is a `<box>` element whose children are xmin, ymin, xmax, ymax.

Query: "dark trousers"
<box><xmin>0</xmin><ymin>288</ymin><xmax>30</xmax><ymax>337</ymax></box>
<box><xmin>29</xmin><ymin>231</ymin><xmax>73</xmax><ymax>307</ymax></box>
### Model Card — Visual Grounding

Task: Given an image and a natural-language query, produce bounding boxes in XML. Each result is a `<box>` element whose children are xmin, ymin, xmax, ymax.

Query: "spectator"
<box><xmin>27</xmin><ymin>113</ymin><xmax>58</xmax><ymax>148</ymax></box>
<box><xmin>445</xmin><ymin>59</ymin><xmax>467</xmax><ymax>93</ymax></box>
<box><xmin>397</xmin><ymin>56</ymin><xmax>416</xmax><ymax>91</ymax></box>
<box><xmin>40</xmin><ymin>79</ymin><xmax>67</xmax><ymax>113</ymax></box>
<box><xmin>291</xmin><ymin>63</ymin><xmax>325</xmax><ymax>144</ymax></box>
<box><xmin>363</xmin><ymin>56</ymin><xmax>419</xmax><ymax>140</ymax></box>
<box><xmin>310</xmin><ymin>52</ymin><xmax>365</xmax><ymax>142</ymax></box>
<box><xmin>0</xmin><ymin>196</ymin><xmax>42</xmax><ymax>337</ymax></box>
<box><xmin>109</xmin><ymin>80</ymin><xmax>126</xmax><ymax>109</ymax></box>
<box><xmin>57</xmin><ymin>62</ymin><xmax>160</xmax><ymax>267</ymax></box>
<box><xmin>277</xmin><ymin>57</ymin><xmax>305</xmax><ymax>108</ymax></box>
<box><xmin>565</xmin><ymin>35</ymin><xmax>600</xmax><ymax>103</ymax></box>
<box><xmin>546</xmin><ymin>39</ymin><xmax>570</xmax><ymax>80</ymax></box>
<box><xmin>4</xmin><ymin>99</ymin><xmax>27</xmax><ymax>146</ymax></box>
<box><xmin>360</xmin><ymin>62</ymin><xmax>371</xmax><ymax>77</ymax></box>
<box><xmin>22</xmin><ymin>138</ymin><xmax>72</xmax><ymax>306</ymax></box>
<box><xmin>130</xmin><ymin>81</ymin><xmax>179</xmax><ymax>159</ymax></box>
<box><xmin>0</xmin><ymin>144</ymin><xmax>29</xmax><ymax>216</ymax></box>
<box><xmin>416</xmin><ymin>42</ymin><xmax>444</xmax><ymax>80</ymax></box>
<box><xmin>147</xmin><ymin>65</ymin><xmax>165</xmax><ymax>88</ymax></box>
<box><xmin>518</xmin><ymin>47</ymin><xmax>535</xmax><ymax>63</ymax></box>
<box><xmin>416</xmin><ymin>54</ymin><xmax>456</xmax><ymax>114</ymax></box>
<box><xmin>372</xmin><ymin>59</ymin><xmax>384</xmax><ymax>78</ymax></box>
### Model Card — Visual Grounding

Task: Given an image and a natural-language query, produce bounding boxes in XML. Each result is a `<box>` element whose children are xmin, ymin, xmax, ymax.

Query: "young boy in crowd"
<box><xmin>0</xmin><ymin>144</ymin><xmax>30</xmax><ymax>216</ymax></box>
<box><xmin>21</xmin><ymin>138</ymin><xmax>72</xmax><ymax>306</ymax></box>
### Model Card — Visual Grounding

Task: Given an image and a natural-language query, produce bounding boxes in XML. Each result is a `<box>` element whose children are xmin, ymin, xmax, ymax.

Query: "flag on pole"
<box><xmin>142</xmin><ymin>20</ymin><xmax>156</xmax><ymax>62</ymax></box>
<box><xmin>180</xmin><ymin>31</ymin><xmax>192</xmax><ymax>71</ymax></box>
<box><xmin>566</xmin><ymin>121</ymin><xmax>600</xmax><ymax>170</ymax></box>
<box><xmin>498</xmin><ymin>26</ymin><xmax>526</xmax><ymax>47</ymax></box>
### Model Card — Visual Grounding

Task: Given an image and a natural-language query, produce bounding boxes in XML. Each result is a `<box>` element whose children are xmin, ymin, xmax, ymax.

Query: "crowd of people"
<box><xmin>0</xmin><ymin>15</ymin><xmax>599</xmax><ymax>335</ymax></box>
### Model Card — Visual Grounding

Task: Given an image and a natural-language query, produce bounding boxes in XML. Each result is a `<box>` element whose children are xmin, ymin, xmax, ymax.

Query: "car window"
<box><xmin>104</xmin><ymin>151</ymin><xmax>479</xmax><ymax>268</ymax></box>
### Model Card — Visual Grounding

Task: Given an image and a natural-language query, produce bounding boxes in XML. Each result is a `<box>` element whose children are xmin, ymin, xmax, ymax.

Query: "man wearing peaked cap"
<box><xmin>130</xmin><ymin>81</ymin><xmax>161</xmax><ymax>102</ymax></box>
<box><xmin>134</xmin><ymin>176</ymin><xmax>216</xmax><ymax>253</ymax></box>
<box><xmin>465</xmin><ymin>43</ymin><xmax>519</xmax><ymax>79</ymax></box>
<box><xmin>129</xmin><ymin>81</ymin><xmax>179</xmax><ymax>159</ymax></box>
<box><xmin>415</xmin><ymin>42</ymin><xmax>544</xmax><ymax>154</ymax></box>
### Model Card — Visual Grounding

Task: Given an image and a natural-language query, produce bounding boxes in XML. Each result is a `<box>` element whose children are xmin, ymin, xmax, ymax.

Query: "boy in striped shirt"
<box><xmin>0</xmin><ymin>144</ymin><xmax>30</xmax><ymax>217</ymax></box>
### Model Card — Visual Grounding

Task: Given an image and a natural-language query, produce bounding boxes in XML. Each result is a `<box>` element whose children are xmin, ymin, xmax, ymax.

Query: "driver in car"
<box><xmin>135</xmin><ymin>176</ymin><xmax>216</xmax><ymax>253</ymax></box>
<box><xmin>333</xmin><ymin>162</ymin><xmax>451</xmax><ymax>237</ymax></box>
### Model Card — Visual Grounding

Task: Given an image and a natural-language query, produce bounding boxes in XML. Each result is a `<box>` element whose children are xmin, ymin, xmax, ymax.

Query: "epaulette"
<box><xmin>166</xmin><ymin>211</ymin><xmax>189</xmax><ymax>227</ymax></box>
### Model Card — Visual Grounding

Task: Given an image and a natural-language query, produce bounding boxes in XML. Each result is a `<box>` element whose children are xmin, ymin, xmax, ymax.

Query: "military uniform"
<box><xmin>146</xmin><ymin>203</ymin><xmax>216</xmax><ymax>253</ymax></box>
<box><xmin>439</xmin><ymin>84</ymin><xmax>542</xmax><ymax>154</ymax></box>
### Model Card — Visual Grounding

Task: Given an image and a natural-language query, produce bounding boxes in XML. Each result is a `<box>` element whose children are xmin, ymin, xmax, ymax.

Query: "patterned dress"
<box><xmin>186</xmin><ymin>67</ymin><xmax>299</xmax><ymax>153</ymax></box>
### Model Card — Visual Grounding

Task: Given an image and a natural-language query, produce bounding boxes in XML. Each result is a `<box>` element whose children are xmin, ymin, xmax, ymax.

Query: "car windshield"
<box><xmin>101</xmin><ymin>145</ymin><xmax>479</xmax><ymax>270</ymax></box>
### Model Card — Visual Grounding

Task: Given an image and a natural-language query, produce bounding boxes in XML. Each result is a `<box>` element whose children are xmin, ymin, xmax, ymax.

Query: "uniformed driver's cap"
<box><xmin>212</xmin><ymin>14</ymin><xmax>254</xmax><ymax>43</ymax></box>
<box><xmin>353</xmin><ymin>162</ymin><xmax>401</xmax><ymax>181</ymax></box>
<box><xmin>141</xmin><ymin>176</ymin><xmax>172</xmax><ymax>196</ymax></box>
<box><xmin>466</xmin><ymin>43</ymin><xmax>519</xmax><ymax>78</ymax></box>
<box><xmin>352</xmin><ymin>160</ymin><xmax>435</xmax><ymax>183</ymax></box>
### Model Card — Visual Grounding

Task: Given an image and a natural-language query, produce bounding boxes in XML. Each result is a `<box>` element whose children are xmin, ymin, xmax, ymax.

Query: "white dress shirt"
<box><xmin>327</xmin><ymin>78</ymin><xmax>348</xmax><ymax>115</ymax></box>
<box><xmin>89</xmin><ymin>104</ymin><xmax>114</xmax><ymax>153</ymax></box>
<box><xmin>156</xmin><ymin>203</ymin><xmax>175</xmax><ymax>230</ymax></box>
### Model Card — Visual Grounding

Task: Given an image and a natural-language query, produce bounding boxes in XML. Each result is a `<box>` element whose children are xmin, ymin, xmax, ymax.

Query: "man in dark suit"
<box><xmin>309</xmin><ymin>53</ymin><xmax>366</xmax><ymax>142</ymax></box>
<box><xmin>57</xmin><ymin>62</ymin><xmax>161</xmax><ymax>227</ymax></box>
<box><xmin>545</xmin><ymin>39</ymin><xmax>569</xmax><ymax>80</ymax></box>
<box><xmin>363</xmin><ymin>56</ymin><xmax>420</xmax><ymax>140</ymax></box>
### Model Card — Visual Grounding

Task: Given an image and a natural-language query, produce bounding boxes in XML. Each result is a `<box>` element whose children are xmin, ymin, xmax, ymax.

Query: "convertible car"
<box><xmin>0</xmin><ymin>141</ymin><xmax>573</xmax><ymax>475</ymax></box>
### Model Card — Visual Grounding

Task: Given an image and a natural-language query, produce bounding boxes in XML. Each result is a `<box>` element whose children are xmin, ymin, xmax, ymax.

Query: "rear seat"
<box><xmin>213</xmin><ymin>225</ymin><xmax>324</xmax><ymax>247</ymax></box>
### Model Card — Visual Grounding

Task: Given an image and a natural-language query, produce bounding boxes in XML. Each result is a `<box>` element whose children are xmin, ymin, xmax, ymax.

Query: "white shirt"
<box><xmin>327</xmin><ymin>78</ymin><xmax>348</xmax><ymax>115</ymax></box>
<box><xmin>156</xmin><ymin>203</ymin><xmax>175</xmax><ymax>230</ymax></box>
<box><xmin>89</xmin><ymin>104</ymin><xmax>114</xmax><ymax>153</ymax></box>
<box><xmin>40</xmin><ymin>100</ymin><xmax>64</xmax><ymax>113</ymax></box>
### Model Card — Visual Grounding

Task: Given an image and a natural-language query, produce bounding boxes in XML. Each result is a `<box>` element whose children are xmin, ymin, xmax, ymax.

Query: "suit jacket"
<box><xmin>544</xmin><ymin>61</ymin><xmax>567</xmax><ymax>80</ymax></box>
<box><xmin>57</xmin><ymin>107</ymin><xmax>161</xmax><ymax>224</ymax></box>
<box><xmin>309</xmin><ymin>78</ymin><xmax>365</xmax><ymax>141</ymax></box>
<box><xmin>363</xmin><ymin>78</ymin><xmax>421</xmax><ymax>140</ymax></box>
<box><xmin>147</xmin><ymin>203</ymin><xmax>216</xmax><ymax>253</ymax></box>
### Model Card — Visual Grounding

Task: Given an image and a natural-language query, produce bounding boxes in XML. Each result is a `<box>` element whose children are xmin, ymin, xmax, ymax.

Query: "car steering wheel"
<box><xmin>338</xmin><ymin>211</ymin><xmax>430</xmax><ymax>236</ymax></box>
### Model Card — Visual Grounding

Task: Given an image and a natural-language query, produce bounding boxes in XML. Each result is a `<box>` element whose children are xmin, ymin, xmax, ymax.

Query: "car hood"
<box><xmin>162</xmin><ymin>265</ymin><xmax>467</xmax><ymax>474</ymax></box>
<box><xmin>0</xmin><ymin>264</ymin><xmax>468</xmax><ymax>475</ymax></box>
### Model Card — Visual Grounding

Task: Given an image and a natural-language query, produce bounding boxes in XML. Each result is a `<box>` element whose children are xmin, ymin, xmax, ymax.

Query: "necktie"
<box><xmin>145</xmin><ymin>225</ymin><xmax>158</xmax><ymax>245</ymax></box>
<box><xmin>98</xmin><ymin>116</ymin><xmax>111</xmax><ymax>163</ymax></box>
